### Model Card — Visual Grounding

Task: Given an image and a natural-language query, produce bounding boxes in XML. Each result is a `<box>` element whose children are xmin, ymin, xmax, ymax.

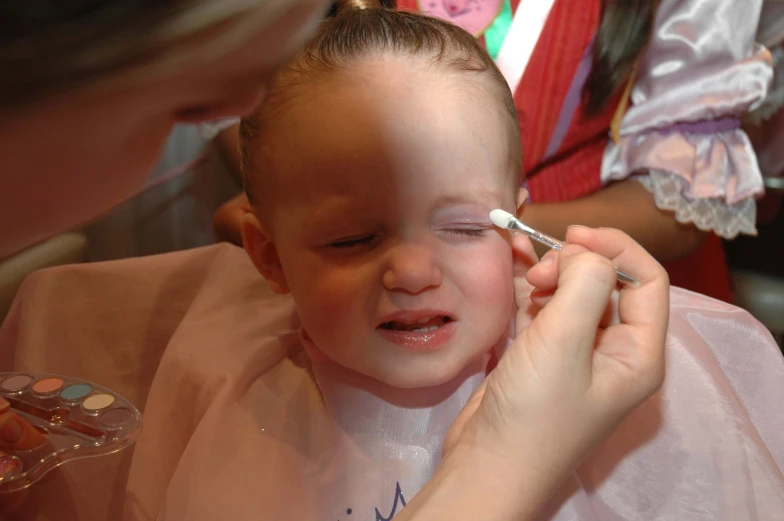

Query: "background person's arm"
<box><xmin>523</xmin><ymin>180</ymin><xmax>707</xmax><ymax>261</ymax></box>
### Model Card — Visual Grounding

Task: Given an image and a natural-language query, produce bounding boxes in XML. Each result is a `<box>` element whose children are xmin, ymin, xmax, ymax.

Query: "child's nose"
<box><xmin>382</xmin><ymin>244</ymin><xmax>442</xmax><ymax>294</ymax></box>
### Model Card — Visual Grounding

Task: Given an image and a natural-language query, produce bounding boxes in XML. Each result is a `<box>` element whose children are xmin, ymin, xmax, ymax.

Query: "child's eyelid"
<box><xmin>434</xmin><ymin>216</ymin><xmax>494</xmax><ymax>228</ymax></box>
<box><xmin>438</xmin><ymin>223</ymin><xmax>493</xmax><ymax>231</ymax></box>
<box><xmin>440</xmin><ymin>228</ymin><xmax>489</xmax><ymax>238</ymax></box>
<box><xmin>326</xmin><ymin>233</ymin><xmax>377</xmax><ymax>248</ymax></box>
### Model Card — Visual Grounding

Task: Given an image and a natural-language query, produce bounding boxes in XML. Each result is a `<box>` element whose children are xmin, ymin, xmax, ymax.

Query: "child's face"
<box><xmin>246</xmin><ymin>58</ymin><xmax>523</xmax><ymax>388</ymax></box>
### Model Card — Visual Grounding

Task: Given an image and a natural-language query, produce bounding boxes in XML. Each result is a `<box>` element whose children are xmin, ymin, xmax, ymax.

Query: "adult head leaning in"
<box><xmin>0</xmin><ymin>0</ymin><xmax>326</xmax><ymax>259</ymax></box>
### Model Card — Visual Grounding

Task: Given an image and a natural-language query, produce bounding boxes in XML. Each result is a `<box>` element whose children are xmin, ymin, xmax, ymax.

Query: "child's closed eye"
<box><xmin>328</xmin><ymin>234</ymin><xmax>378</xmax><ymax>249</ymax></box>
<box><xmin>440</xmin><ymin>227</ymin><xmax>489</xmax><ymax>239</ymax></box>
<box><xmin>326</xmin><ymin>228</ymin><xmax>488</xmax><ymax>249</ymax></box>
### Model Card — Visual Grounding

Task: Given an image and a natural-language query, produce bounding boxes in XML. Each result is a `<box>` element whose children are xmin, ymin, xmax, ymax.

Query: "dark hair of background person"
<box><xmin>583</xmin><ymin>0</ymin><xmax>657</xmax><ymax>115</ymax></box>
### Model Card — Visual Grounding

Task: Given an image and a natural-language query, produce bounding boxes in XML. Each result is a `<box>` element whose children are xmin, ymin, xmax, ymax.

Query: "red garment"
<box><xmin>397</xmin><ymin>0</ymin><xmax>733</xmax><ymax>302</ymax></box>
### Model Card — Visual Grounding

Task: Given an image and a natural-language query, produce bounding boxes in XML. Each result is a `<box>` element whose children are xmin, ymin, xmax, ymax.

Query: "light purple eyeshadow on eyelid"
<box><xmin>432</xmin><ymin>208</ymin><xmax>492</xmax><ymax>225</ymax></box>
<box><xmin>451</xmin><ymin>215</ymin><xmax>486</xmax><ymax>222</ymax></box>
<box><xmin>435</xmin><ymin>217</ymin><xmax>493</xmax><ymax>228</ymax></box>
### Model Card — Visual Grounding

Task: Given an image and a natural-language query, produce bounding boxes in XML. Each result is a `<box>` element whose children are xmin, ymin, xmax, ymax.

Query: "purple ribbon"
<box><xmin>665</xmin><ymin>117</ymin><xmax>742</xmax><ymax>135</ymax></box>
<box><xmin>543</xmin><ymin>36</ymin><xmax>596</xmax><ymax>161</ymax></box>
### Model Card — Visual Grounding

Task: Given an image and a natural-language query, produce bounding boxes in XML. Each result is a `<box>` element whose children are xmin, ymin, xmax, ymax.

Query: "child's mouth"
<box><xmin>379</xmin><ymin>316</ymin><xmax>452</xmax><ymax>333</ymax></box>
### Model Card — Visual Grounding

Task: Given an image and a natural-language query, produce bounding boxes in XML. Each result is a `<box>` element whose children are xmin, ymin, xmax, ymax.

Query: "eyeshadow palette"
<box><xmin>0</xmin><ymin>372</ymin><xmax>142</xmax><ymax>492</ymax></box>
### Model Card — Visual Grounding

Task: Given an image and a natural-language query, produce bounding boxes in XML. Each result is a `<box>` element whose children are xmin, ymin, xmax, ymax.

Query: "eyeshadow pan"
<box><xmin>32</xmin><ymin>377</ymin><xmax>64</xmax><ymax>395</ymax></box>
<box><xmin>82</xmin><ymin>394</ymin><xmax>115</xmax><ymax>412</ymax></box>
<box><xmin>60</xmin><ymin>384</ymin><xmax>92</xmax><ymax>401</ymax></box>
<box><xmin>100</xmin><ymin>407</ymin><xmax>132</xmax><ymax>427</ymax></box>
<box><xmin>0</xmin><ymin>371</ymin><xmax>142</xmax><ymax>494</ymax></box>
<box><xmin>1</xmin><ymin>375</ymin><xmax>32</xmax><ymax>392</ymax></box>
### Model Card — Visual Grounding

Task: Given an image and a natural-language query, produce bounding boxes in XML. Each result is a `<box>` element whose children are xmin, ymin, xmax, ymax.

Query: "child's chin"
<box><xmin>376</xmin><ymin>364</ymin><xmax>463</xmax><ymax>390</ymax></box>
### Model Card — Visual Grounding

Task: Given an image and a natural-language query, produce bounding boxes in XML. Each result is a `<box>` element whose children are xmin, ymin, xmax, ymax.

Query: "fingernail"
<box><xmin>530</xmin><ymin>252</ymin><xmax>555</xmax><ymax>271</ymax></box>
<box><xmin>0</xmin><ymin>415</ymin><xmax>23</xmax><ymax>444</ymax></box>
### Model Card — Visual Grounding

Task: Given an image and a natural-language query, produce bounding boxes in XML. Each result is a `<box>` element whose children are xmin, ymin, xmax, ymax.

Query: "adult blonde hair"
<box><xmin>0</xmin><ymin>0</ymin><xmax>311</xmax><ymax>107</ymax></box>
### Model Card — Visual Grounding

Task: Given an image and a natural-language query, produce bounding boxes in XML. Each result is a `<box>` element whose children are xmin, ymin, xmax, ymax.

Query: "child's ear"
<box><xmin>516</xmin><ymin>187</ymin><xmax>529</xmax><ymax>219</ymax></box>
<box><xmin>242</xmin><ymin>213</ymin><xmax>290</xmax><ymax>295</ymax></box>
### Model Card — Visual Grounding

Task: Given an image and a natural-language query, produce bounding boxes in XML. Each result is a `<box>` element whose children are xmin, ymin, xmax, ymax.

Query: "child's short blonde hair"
<box><xmin>239</xmin><ymin>0</ymin><xmax>522</xmax><ymax>208</ymax></box>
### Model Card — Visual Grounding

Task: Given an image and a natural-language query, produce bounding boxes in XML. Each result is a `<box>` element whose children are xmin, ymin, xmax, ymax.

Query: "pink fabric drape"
<box><xmin>1</xmin><ymin>244</ymin><xmax>782</xmax><ymax>520</ymax></box>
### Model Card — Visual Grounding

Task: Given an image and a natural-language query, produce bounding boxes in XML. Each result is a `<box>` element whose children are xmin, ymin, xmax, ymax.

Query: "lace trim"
<box><xmin>635</xmin><ymin>170</ymin><xmax>758</xmax><ymax>239</ymax></box>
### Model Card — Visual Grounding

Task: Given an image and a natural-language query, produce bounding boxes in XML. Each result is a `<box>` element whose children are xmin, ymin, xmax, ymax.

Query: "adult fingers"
<box><xmin>530</xmin><ymin>244</ymin><xmax>617</xmax><ymax>362</ymax></box>
<box><xmin>0</xmin><ymin>411</ymin><xmax>47</xmax><ymax>452</ymax></box>
<box><xmin>564</xmin><ymin>226</ymin><xmax>669</xmax><ymax>340</ymax></box>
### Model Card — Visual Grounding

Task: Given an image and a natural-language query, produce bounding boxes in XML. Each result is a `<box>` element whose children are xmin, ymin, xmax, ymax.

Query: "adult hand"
<box><xmin>407</xmin><ymin>226</ymin><xmax>668</xmax><ymax>521</ymax></box>
<box><xmin>0</xmin><ymin>408</ymin><xmax>49</xmax><ymax>517</ymax></box>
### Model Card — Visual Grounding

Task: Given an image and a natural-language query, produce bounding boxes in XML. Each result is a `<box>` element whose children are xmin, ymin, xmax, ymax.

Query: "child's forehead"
<box><xmin>266</xmin><ymin>159</ymin><xmax>514</xmax><ymax>229</ymax></box>
<box><xmin>288</xmin><ymin>57</ymin><xmax>501</xmax><ymax>123</ymax></box>
<box><xmin>273</xmin><ymin>114</ymin><xmax>511</xmax><ymax>195</ymax></box>
<box><xmin>278</xmin><ymin>66</ymin><xmax>509</xmax><ymax>164</ymax></box>
<box><xmin>282</xmin><ymin>186</ymin><xmax>511</xmax><ymax>231</ymax></box>
<box><xmin>250</xmin><ymin>56</ymin><xmax>517</xmax><ymax>213</ymax></box>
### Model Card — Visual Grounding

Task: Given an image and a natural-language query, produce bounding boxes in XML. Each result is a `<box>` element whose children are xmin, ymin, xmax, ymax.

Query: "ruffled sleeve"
<box><xmin>602</xmin><ymin>0</ymin><xmax>774</xmax><ymax>238</ymax></box>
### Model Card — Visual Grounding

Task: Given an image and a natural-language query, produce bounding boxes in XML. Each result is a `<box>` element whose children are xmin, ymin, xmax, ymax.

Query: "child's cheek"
<box><xmin>295</xmin><ymin>268</ymin><xmax>363</xmax><ymax>338</ymax></box>
<box><xmin>469</xmin><ymin>243</ymin><xmax>515</xmax><ymax>306</ymax></box>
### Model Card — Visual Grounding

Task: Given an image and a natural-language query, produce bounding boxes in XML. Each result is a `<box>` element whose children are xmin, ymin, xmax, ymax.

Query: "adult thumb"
<box><xmin>0</xmin><ymin>409</ymin><xmax>46</xmax><ymax>452</ymax></box>
<box><xmin>532</xmin><ymin>245</ymin><xmax>617</xmax><ymax>360</ymax></box>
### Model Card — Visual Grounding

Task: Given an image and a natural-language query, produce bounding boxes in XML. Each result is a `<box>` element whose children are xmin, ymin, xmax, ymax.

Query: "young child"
<box><xmin>239</xmin><ymin>11</ymin><xmax>521</xmax><ymax>392</ymax></box>
<box><xmin>116</xmin><ymin>5</ymin><xmax>784</xmax><ymax>521</ymax></box>
<box><xmin>168</xmin><ymin>7</ymin><xmax>529</xmax><ymax>517</ymax></box>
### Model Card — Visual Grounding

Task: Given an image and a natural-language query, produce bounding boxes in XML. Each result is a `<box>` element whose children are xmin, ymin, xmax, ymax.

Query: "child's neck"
<box><xmin>300</xmin><ymin>331</ymin><xmax>490</xmax><ymax>439</ymax></box>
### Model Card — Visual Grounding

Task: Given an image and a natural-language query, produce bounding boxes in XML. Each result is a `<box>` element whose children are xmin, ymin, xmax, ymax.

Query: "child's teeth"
<box><xmin>380</xmin><ymin>316</ymin><xmax>450</xmax><ymax>332</ymax></box>
<box><xmin>412</xmin><ymin>325</ymin><xmax>439</xmax><ymax>333</ymax></box>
